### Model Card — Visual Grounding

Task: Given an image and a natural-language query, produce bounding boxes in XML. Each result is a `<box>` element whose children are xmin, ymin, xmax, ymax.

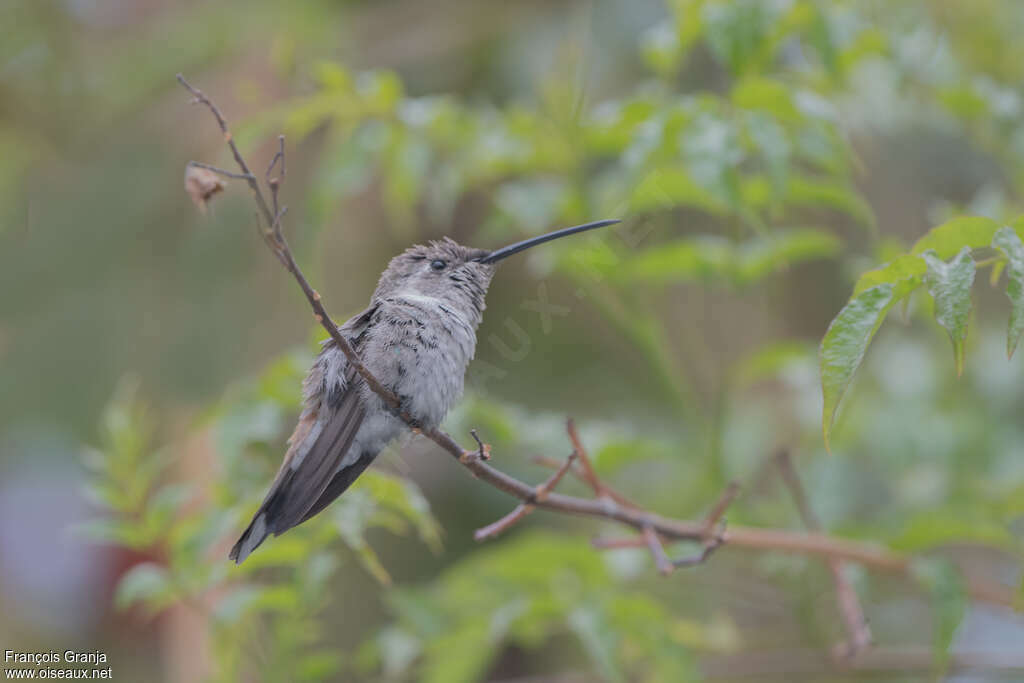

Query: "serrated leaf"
<box><xmin>922</xmin><ymin>247</ymin><xmax>976</xmax><ymax>376</ymax></box>
<box><xmin>992</xmin><ymin>227</ymin><xmax>1024</xmax><ymax>357</ymax></box>
<box><xmin>820</xmin><ymin>283</ymin><xmax>904</xmax><ymax>450</ymax></box>
<box><xmin>910</xmin><ymin>558</ymin><xmax>967</xmax><ymax>675</ymax></box>
<box><xmin>910</xmin><ymin>216</ymin><xmax>1000</xmax><ymax>258</ymax></box>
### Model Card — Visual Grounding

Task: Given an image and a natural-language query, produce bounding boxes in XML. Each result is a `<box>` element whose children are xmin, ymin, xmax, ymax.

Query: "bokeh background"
<box><xmin>2</xmin><ymin>0</ymin><xmax>1024</xmax><ymax>681</ymax></box>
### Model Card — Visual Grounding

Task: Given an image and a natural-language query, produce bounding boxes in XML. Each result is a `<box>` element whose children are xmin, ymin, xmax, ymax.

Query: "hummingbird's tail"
<box><xmin>228</xmin><ymin>509</ymin><xmax>271</xmax><ymax>565</ymax></box>
<box><xmin>229</xmin><ymin>450</ymin><xmax>376</xmax><ymax>564</ymax></box>
<box><xmin>229</xmin><ymin>364</ymin><xmax>369</xmax><ymax>565</ymax></box>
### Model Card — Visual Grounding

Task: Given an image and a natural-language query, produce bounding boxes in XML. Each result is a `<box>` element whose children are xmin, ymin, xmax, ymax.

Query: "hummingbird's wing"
<box><xmin>229</xmin><ymin>306</ymin><xmax>378</xmax><ymax>564</ymax></box>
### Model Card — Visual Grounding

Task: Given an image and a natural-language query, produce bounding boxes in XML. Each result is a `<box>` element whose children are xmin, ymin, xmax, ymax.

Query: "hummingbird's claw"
<box><xmin>463</xmin><ymin>429</ymin><xmax>491</xmax><ymax>463</ymax></box>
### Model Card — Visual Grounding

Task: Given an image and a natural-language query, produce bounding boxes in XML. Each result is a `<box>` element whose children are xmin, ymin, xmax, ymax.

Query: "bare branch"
<box><xmin>643</xmin><ymin>525</ymin><xmax>675</xmax><ymax>575</ymax></box>
<box><xmin>177</xmin><ymin>74</ymin><xmax>276</xmax><ymax>229</ymax></box>
<box><xmin>566</xmin><ymin>418</ymin><xmax>608</xmax><ymax>499</ymax></box>
<box><xmin>672</xmin><ymin>535</ymin><xmax>724</xmax><ymax>568</ymax></box>
<box><xmin>177</xmin><ymin>75</ymin><xmax>1018</xmax><ymax>612</ymax></box>
<box><xmin>531</xmin><ymin>454</ymin><xmax>641</xmax><ymax>509</ymax></box>
<box><xmin>266</xmin><ymin>135</ymin><xmax>285</xmax><ymax>218</ymax></box>
<box><xmin>186</xmin><ymin>160</ymin><xmax>254</xmax><ymax>181</ymax></box>
<box><xmin>701</xmin><ymin>481</ymin><xmax>740</xmax><ymax>537</ymax></box>
<box><xmin>776</xmin><ymin>450</ymin><xmax>872</xmax><ymax>658</ymax></box>
<box><xmin>475</xmin><ymin>449</ymin><xmax>577</xmax><ymax>541</ymax></box>
<box><xmin>594</xmin><ymin>478</ymin><xmax>736</xmax><ymax>571</ymax></box>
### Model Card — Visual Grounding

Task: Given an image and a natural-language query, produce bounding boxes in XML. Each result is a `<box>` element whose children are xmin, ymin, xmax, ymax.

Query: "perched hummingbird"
<box><xmin>230</xmin><ymin>219</ymin><xmax>619</xmax><ymax>563</ymax></box>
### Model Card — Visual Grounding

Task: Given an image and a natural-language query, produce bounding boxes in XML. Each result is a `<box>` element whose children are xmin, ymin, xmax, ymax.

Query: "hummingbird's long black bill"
<box><xmin>476</xmin><ymin>219</ymin><xmax>620</xmax><ymax>264</ymax></box>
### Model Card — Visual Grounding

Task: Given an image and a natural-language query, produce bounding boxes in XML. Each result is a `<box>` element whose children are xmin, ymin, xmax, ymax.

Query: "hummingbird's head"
<box><xmin>375</xmin><ymin>219</ymin><xmax>620</xmax><ymax>316</ymax></box>
<box><xmin>377</xmin><ymin>238</ymin><xmax>495</xmax><ymax>315</ymax></box>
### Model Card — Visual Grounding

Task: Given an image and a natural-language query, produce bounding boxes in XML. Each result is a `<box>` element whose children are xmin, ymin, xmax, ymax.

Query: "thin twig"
<box><xmin>643</xmin><ymin>525</ymin><xmax>675</xmax><ymax>575</ymax></box>
<box><xmin>531</xmin><ymin>455</ymin><xmax>641</xmax><ymax>509</ymax></box>
<box><xmin>186</xmin><ymin>160</ymin><xmax>254</xmax><ymax>181</ymax></box>
<box><xmin>672</xmin><ymin>535</ymin><xmax>724</xmax><ymax>567</ymax></box>
<box><xmin>593</xmin><ymin>479</ymin><xmax>736</xmax><ymax>570</ymax></box>
<box><xmin>266</xmin><ymin>135</ymin><xmax>285</xmax><ymax>218</ymax></box>
<box><xmin>701</xmin><ymin>481</ymin><xmax>740</xmax><ymax>538</ymax></box>
<box><xmin>177</xmin><ymin>75</ymin><xmax>1017</xmax><ymax>611</ymax></box>
<box><xmin>475</xmin><ymin>449</ymin><xmax>577</xmax><ymax>541</ymax></box>
<box><xmin>776</xmin><ymin>450</ymin><xmax>872</xmax><ymax>659</ymax></box>
<box><xmin>177</xmin><ymin>75</ymin><xmax>276</xmax><ymax>230</ymax></box>
<box><xmin>566</xmin><ymin>418</ymin><xmax>609</xmax><ymax>499</ymax></box>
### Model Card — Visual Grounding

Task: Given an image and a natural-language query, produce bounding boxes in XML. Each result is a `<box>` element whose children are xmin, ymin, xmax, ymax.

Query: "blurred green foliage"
<box><xmin>53</xmin><ymin>0</ymin><xmax>1024</xmax><ymax>681</ymax></box>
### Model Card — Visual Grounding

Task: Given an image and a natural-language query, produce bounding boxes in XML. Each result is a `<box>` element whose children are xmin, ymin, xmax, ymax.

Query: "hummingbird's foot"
<box><xmin>461</xmin><ymin>428</ymin><xmax>491</xmax><ymax>463</ymax></box>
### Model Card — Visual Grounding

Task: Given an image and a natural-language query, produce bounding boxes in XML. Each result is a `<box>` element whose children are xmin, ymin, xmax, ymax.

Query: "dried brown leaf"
<box><xmin>184</xmin><ymin>164</ymin><xmax>225</xmax><ymax>213</ymax></box>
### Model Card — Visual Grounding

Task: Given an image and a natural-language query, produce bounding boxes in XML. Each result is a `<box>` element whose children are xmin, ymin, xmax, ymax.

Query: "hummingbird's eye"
<box><xmin>430</xmin><ymin>259</ymin><xmax>447</xmax><ymax>271</ymax></box>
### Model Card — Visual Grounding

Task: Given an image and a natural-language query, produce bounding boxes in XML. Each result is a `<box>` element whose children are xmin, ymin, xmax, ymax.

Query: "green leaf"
<box><xmin>630</xmin><ymin>167</ymin><xmax>726</xmax><ymax>216</ymax></box>
<box><xmin>787</xmin><ymin>176</ymin><xmax>876</xmax><ymax>230</ymax></box>
<box><xmin>297</xmin><ymin>651</ymin><xmax>343</xmax><ymax>681</ymax></box>
<box><xmin>568</xmin><ymin>605</ymin><xmax>624</xmax><ymax>682</ymax></box>
<box><xmin>852</xmin><ymin>254</ymin><xmax>927</xmax><ymax>296</ymax></box>
<box><xmin>375</xmin><ymin>627</ymin><xmax>422</xmax><ymax>678</ymax></box>
<box><xmin>992</xmin><ymin>227</ymin><xmax>1024</xmax><ymax>357</ymax></box>
<box><xmin>641</xmin><ymin>22</ymin><xmax>683</xmax><ymax>78</ymax></box>
<box><xmin>621</xmin><ymin>236</ymin><xmax>732</xmax><ymax>283</ymax></box>
<box><xmin>211</xmin><ymin>585</ymin><xmax>263</xmax><ymax>623</ymax></box>
<box><xmin>820</xmin><ymin>283</ymin><xmax>903</xmax><ymax>450</ymax></box>
<box><xmin>732</xmin><ymin>77</ymin><xmax>802</xmax><ymax>122</ymax></box>
<box><xmin>332</xmin><ymin>489</ymin><xmax>393</xmax><ymax>585</ymax></box>
<box><xmin>732</xmin><ymin>341</ymin><xmax>815</xmax><ymax>387</ymax></box>
<box><xmin>702</xmin><ymin>1</ymin><xmax>772</xmax><ymax>74</ymax></box>
<box><xmin>73</xmin><ymin>517</ymin><xmax>148</xmax><ymax>548</ymax></box>
<box><xmin>421</xmin><ymin>620</ymin><xmax>494</xmax><ymax>683</ymax></box>
<box><xmin>356</xmin><ymin>470</ymin><xmax>443</xmax><ymax>553</ymax></box>
<box><xmin>617</xmin><ymin>230</ymin><xmax>839</xmax><ymax>287</ymax></box>
<box><xmin>593</xmin><ymin>439</ymin><xmax>674</xmax><ymax>477</ymax></box>
<box><xmin>911</xmin><ymin>558</ymin><xmax>967</xmax><ymax>675</ymax></box>
<box><xmin>910</xmin><ymin>216</ymin><xmax>1000</xmax><ymax>258</ymax></box>
<box><xmin>890</xmin><ymin>509</ymin><xmax>1018</xmax><ymax>553</ymax></box>
<box><xmin>734</xmin><ymin>228</ymin><xmax>841</xmax><ymax>284</ymax></box>
<box><xmin>115</xmin><ymin>562</ymin><xmax>174</xmax><ymax>612</ymax></box>
<box><xmin>922</xmin><ymin>247</ymin><xmax>976</xmax><ymax>376</ymax></box>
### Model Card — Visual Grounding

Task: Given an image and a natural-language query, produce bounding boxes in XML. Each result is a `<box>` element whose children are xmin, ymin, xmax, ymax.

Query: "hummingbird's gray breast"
<box><xmin>361</xmin><ymin>293</ymin><xmax>479</xmax><ymax>431</ymax></box>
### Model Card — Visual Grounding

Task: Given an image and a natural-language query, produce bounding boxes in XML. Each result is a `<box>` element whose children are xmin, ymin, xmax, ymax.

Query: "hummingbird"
<box><xmin>229</xmin><ymin>219</ymin><xmax>619</xmax><ymax>563</ymax></box>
